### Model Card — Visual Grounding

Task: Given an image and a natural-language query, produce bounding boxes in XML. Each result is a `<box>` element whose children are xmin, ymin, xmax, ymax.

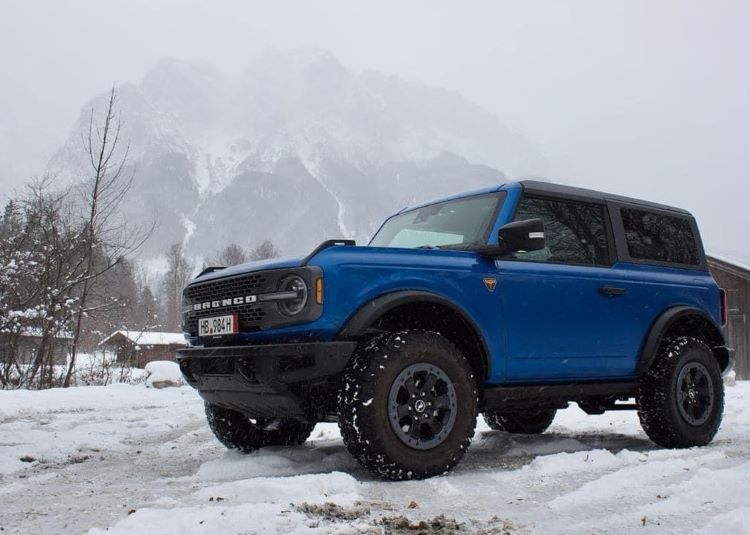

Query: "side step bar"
<box><xmin>483</xmin><ymin>381</ymin><xmax>638</xmax><ymax>410</ymax></box>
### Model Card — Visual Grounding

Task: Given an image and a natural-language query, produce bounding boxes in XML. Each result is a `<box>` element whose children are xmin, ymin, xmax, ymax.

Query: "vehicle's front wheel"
<box><xmin>483</xmin><ymin>408</ymin><xmax>556</xmax><ymax>434</ymax></box>
<box><xmin>205</xmin><ymin>402</ymin><xmax>315</xmax><ymax>453</ymax></box>
<box><xmin>338</xmin><ymin>330</ymin><xmax>478</xmax><ymax>480</ymax></box>
<box><xmin>637</xmin><ymin>336</ymin><xmax>724</xmax><ymax>448</ymax></box>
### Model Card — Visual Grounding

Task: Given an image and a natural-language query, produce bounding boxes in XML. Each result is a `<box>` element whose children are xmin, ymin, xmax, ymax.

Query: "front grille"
<box><xmin>181</xmin><ymin>266</ymin><xmax>323</xmax><ymax>338</ymax></box>
<box><xmin>184</xmin><ymin>273</ymin><xmax>268</xmax><ymax>302</ymax></box>
<box><xmin>183</xmin><ymin>272</ymin><xmax>276</xmax><ymax>336</ymax></box>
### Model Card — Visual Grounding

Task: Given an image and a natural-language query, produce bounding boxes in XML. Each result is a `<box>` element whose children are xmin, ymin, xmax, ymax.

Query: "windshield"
<box><xmin>369</xmin><ymin>192</ymin><xmax>505</xmax><ymax>249</ymax></box>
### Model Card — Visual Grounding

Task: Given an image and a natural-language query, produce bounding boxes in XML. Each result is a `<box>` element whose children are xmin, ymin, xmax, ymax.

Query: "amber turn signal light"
<box><xmin>315</xmin><ymin>278</ymin><xmax>324</xmax><ymax>305</ymax></box>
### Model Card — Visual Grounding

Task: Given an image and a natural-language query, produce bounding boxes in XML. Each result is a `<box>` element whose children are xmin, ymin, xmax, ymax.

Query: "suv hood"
<box><xmin>191</xmin><ymin>256</ymin><xmax>305</xmax><ymax>284</ymax></box>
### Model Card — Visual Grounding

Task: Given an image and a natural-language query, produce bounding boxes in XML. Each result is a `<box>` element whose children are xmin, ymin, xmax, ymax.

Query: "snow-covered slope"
<box><xmin>2</xmin><ymin>382</ymin><xmax>749</xmax><ymax>533</ymax></box>
<box><xmin>47</xmin><ymin>50</ymin><xmax>545</xmax><ymax>258</ymax></box>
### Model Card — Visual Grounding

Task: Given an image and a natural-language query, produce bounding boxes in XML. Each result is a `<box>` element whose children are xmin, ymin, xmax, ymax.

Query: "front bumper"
<box><xmin>177</xmin><ymin>341</ymin><xmax>356</xmax><ymax>419</ymax></box>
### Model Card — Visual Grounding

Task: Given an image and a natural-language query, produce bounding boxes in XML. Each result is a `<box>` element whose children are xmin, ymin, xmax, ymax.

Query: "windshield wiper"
<box><xmin>438</xmin><ymin>241</ymin><xmax>482</xmax><ymax>251</ymax></box>
<box><xmin>415</xmin><ymin>242</ymin><xmax>481</xmax><ymax>251</ymax></box>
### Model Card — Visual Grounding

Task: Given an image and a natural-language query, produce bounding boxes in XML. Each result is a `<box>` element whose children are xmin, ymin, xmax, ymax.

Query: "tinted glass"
<box><xmin>513</xmin><ymin>196</ymin><xmax>610</xmax><ymax>265</ymax></box>
<box><xmin>621</xmin><ymin>208</ymin><xmax>700</xmax><ymax>265</ymax></box>
<box><xmin>370</xmin><ymin>192</ymin><xmax>505</xmax><ymax>249</ymax></box>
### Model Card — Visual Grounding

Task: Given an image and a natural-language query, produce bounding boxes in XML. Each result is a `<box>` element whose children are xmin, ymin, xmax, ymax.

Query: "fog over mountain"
<box><xmin>3</xmin><ymin>1</ymin><xmax>750</xmax><ymax>267</ymax></box>
<box><xmin>48</xmin><ymin>50</ymin><xmax>544</xmax><ymax>260</ymax></box>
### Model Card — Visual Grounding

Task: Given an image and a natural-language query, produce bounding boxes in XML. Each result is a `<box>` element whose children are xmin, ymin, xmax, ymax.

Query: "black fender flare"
<box><xmin>636</xmin><ymin>306</ymin><xmax>728</xmax><ymax>375</ymax></box>
<box><xmin>338</xmin><ymin>290</ymin><xmax>492</xmax><ymax>378</ymax></box>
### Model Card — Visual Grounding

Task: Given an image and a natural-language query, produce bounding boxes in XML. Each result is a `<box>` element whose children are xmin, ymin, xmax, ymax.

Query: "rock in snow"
<box><xmin>724</xmin><ymin>369</ymin><xmax>737</xmax><ymax>386</ymax></box>
<box><xmin>145</xmin><ymin>360</ymin><xmax>184</xmax><ymax>389</ymax></box>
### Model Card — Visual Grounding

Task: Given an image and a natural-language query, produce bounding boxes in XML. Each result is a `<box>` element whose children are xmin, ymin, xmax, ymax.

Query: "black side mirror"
<box><xmin>498</xmin><ymin>218</ymin><xmax>546</xmax><ymax>254</ymax></box>
<box><xmin>473</xmin><ymin>218</ymin><xmax>546</xmax><ymax>259</ymax></box>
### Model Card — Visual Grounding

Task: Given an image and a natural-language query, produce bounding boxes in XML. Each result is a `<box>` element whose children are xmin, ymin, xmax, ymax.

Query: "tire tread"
<box><xmin>205</xmin><ymin>402</ymin><xmax>314</xmax><ymax>452</ymax></box>
<box><xmin>637</xmin><ymin>336</ymin><xmax>723</xmax><ymax>448</ymax></box>
<box><xmin>337</xmin><ymin>330</ymin><xmax>478</xmax><ymax>480</ymax></box>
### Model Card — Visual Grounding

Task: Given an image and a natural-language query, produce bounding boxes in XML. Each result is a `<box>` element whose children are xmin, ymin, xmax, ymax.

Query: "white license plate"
<box><xmin>198</xmin><ymin>314</ymin><xmax>238</xmax><ymax>336</ymax></box>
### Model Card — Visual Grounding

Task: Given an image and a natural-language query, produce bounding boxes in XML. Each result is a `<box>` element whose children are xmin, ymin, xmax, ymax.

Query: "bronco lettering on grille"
<box><xmin>193</xmin><ymin>295</ymin><xmax>257</xmax><ymax>311</ymax></box>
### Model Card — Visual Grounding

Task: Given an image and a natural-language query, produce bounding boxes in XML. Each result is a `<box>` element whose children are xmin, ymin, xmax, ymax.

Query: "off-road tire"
<box><xmin>483</xmin><ymin>408</ymin><xmax>557</xmax><ymax>434</ymax></box>
<box><xmin>337</xmin><ymin>330</ymin><xmax>478</xmax><ymax>480</ymax></box>
<box><xmin>205</xmin><ymin>402</ymin><xmax>315</xmax><ymax>453</ymax></box>
<box><xmin>637</xmin><ymin>336</ymin><xmax>723</xmax><ymax>448</ymax></box>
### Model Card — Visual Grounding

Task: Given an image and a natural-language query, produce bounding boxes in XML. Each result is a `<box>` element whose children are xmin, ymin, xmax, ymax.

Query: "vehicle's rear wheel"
<box><xmin>637</xmin><ymin>336</ymin><xmax>723</xmax><ymax>448</ymax></box>
<box><xmin>204</xmin><ymin>402</ymin><xmax>315</xmax><ymax>453</ymax></box>
<box><xmin>337</xmin><ymin>330</ymin><xmax>478</xmax><ymax>480</ymax></box>
<box><xmin>483</xmin><ymin>408</ymin><xmax>557</xmax><ymax>434</ymax></box>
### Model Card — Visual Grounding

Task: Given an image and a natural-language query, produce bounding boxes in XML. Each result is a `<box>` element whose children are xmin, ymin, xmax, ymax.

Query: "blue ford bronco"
<box><xmin>178</xmin><ymin>180</ymin><xmax>733</xmax><ymax>480</ymax></box>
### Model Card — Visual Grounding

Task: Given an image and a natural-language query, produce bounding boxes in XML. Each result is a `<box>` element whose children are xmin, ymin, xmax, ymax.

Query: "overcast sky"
<box><xmin>1</xmin><ymin>0</ymin><xmax>748</xmax><ymax>260</ymax></box>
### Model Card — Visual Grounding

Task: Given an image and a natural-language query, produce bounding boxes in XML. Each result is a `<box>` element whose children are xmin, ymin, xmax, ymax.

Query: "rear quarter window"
<box><xmin>621</xmin><ymin>208</ymin><xmax>700</xmax><ymax>266</ymax></box>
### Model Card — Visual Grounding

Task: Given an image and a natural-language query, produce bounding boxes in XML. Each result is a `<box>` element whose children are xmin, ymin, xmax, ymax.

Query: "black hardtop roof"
<box><xmin>519</xmin><ymin>180</ymin><xmax>692</xmax><ymax>216</ymax></box>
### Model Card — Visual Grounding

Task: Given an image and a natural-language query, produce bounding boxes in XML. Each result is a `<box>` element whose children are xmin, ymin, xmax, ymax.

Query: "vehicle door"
<box><xmin>498</xmin><ymin>194</ymin><xmax>642</xmax><ymax>382</ymax></box>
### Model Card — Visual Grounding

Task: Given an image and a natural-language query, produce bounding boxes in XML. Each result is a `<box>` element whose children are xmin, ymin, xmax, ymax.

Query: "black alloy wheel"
<box><xmin>387</xmin><ymin>362</ymin><xmax>458</xmax><ymax>450</ymax></box>
<box><xmin>675</xmin><ymin>361</ymin><xmax>715</xmax><ymax>426</ymax></box>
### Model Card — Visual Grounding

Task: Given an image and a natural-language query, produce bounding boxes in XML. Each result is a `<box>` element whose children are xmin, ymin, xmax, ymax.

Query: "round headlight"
<box><xmin>278</xmin><ymin>275</ymin><xmax>308</xmax><ymax>316</ymax></box>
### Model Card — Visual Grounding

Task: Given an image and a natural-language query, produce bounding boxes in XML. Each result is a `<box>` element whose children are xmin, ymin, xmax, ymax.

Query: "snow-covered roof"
<box><xmin>707</xmin><ymin>253</ymin><xmax>750</xmax><ymax>276</ymax></box>
<box><xmin>0</xmin><ymin>327</ymin><xmax>73</xmax><ymax>340</ymax></box>
<box><xmin>99</xmin><ymin>331</ymin><xmax>186</xmax><ymax>347</ymax></box>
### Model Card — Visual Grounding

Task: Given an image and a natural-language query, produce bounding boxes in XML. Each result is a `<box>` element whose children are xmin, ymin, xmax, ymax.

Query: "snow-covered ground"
<box><xmin>1</xmin><ymin>383</ymin><xmax>749</xmax><ymax>534</ymax></box>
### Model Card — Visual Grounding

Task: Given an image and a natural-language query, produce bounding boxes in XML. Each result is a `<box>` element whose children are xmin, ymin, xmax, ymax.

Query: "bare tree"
<box><xmin>161</xmin><ymin>242</ymin><xmax>194</xmax><ymax>331</ymax></box>
<box><xmin>63</xmin><ymin>87</ymin><xmax>152</xmax><ymax>387</ymax></box>
<box><xmin>250</xmin><ymin>239</ymin><xmax>279</xmax><ymax>261</ymax></box>
<box><xmin>212</xmin><ymin>243</ymin><xmax>248</xmax><ymax>266</ymax></box>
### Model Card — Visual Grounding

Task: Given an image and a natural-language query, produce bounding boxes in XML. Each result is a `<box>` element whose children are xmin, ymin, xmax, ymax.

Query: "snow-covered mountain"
<box><xmin>47</xmin><ymin>50</ymin><xmax>545</xmax><ymax>259</ymax></box>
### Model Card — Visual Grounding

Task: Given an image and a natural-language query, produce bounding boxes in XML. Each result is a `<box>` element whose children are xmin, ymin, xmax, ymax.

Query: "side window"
<box><xmin>621</xmin><ymin>208</ymin><xmax>700</xmax><ymax>265</ymax></box>
<box><xmin>513</xmin><ymin>196</ymin><xmax>610</xmax><ymax>265</ymax></box>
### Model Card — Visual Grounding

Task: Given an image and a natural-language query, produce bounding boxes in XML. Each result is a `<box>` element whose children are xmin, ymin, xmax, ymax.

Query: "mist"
<box><xmin>1</xmin><ymin>0</ymin><xmax>748</xmax><ymax>261</ymax></box>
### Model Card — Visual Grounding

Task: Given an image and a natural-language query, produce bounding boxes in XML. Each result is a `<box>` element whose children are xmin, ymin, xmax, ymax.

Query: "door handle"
<box><xmin>599</xmin><ymin>286</ymin><xmax>626</xmax><ymax>296</ymax></box>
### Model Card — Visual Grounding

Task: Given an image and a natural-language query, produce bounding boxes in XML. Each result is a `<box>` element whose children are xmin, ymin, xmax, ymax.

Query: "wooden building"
<box><xmin>0</xmin><ymin>330</ymin><xmax>72</xmax><ymax>366</ymax></box>
<box><xmin>708</xmin><ymin>255</ymin><xmax>750</xmax><ymax>379</ymax></box>
<box><xmin>99</xmin><ymin>331</ymin><xmax>186</xmax><ymax>368</ymax></box>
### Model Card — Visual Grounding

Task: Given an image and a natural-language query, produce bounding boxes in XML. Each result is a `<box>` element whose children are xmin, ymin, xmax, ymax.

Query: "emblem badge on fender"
<box><xmin>483</xmin><ymin>277</ymin><xmax>497</xmax><ymax>292</ymax></box>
